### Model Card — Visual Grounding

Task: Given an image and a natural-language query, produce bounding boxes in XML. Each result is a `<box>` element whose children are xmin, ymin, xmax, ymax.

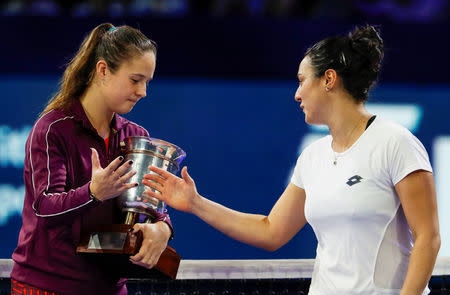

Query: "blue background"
<box><xmin>1</xmin><ymin>16</ymin><xmax>449</xmax><ymax>260</ymax></box>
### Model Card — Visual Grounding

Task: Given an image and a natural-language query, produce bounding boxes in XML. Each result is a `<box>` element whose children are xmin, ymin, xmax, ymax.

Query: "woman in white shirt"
<box><xmin>142</xmin><ymin>25</ymin><xmax>440</xmax><ymax>295</ymax></box>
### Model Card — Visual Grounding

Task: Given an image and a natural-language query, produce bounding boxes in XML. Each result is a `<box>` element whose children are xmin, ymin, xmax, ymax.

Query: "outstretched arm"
<box><xmin>143</xmin><ymin>166</ymin><xmax>307</xmax><ymax>251</ymax></box>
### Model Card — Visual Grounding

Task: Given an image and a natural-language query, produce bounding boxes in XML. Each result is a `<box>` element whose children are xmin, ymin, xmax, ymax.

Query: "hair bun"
<box><xmin>304</xmin><ymin>24</ymin><xmax>385</xmax><ymax>102</ymax></box>
<box><xmin>348</xmin><ymin>25</ymin><xmax>384</xmax><ymax>72</ymax></box>
<box><xmin>349</xmin><ymin>25</ymin><xmax>382</xmax><ymax>45</ymax></box>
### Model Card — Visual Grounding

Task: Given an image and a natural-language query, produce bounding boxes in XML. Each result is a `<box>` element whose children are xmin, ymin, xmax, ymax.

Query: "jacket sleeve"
<box><xmin>28</xmin><ymin>118</ymin><xmax>95</xmax><ymax>223</ymax></box>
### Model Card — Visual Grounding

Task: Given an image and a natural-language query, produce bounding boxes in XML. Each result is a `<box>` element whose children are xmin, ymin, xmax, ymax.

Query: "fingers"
<box><xmin>104</xmin><ymin>155</ymin><xmax>125</xmax><ymax>174</ymax></box>
<box><xmin>148</xmin><ymin>165</ymin><xmax>172</xmax><ymax>178</ymax></box>
<box><xmin>130</xmin><ymin>249</ymin><xmax>151</xmax><ymax>268</ymax></box>
<box><xmin>131</xmin><ymin>223</ymin><xmax>142</xmax><ymax>234</ymax></box>
<box><xmin>130</xmin><ymin>255</ymin><xmax>156</xmax><ymax>269</ymax></box>
<box><xmin>143</xmin><ymin>173</ymin><xmax>165</xmax><ymax>185</ymax></box>
<box><xmin>115</xmin><ymin>159</ymin><xmax>133</xmax><ymax>175</ymax></box>
<box><xmin>90</xmin><ymin>154</ymin><xmax>139</xmax><ymax>200</ymax></box>
<box><xmin>91</xmin><ymin>148</ymin><xmax>101</xmax><ymax>170</ymax></box>
<box><xmin>142</xmin><ymin>179</ymin><xmax>164</xmax><ymax>197</ymax></box>
<box><xmin>121</xmin><ymin>181</ymin><xmax>139</xmax><ymax>191</ymax></box>
<box><xmin>115</xmin><ymin>160</ymin><xmax>138</xmax><ymax>185</ymax></box>
<box><xmin>142</xmin><ymin>171</ymin><xmax>166</xmax><ymax>193</ymax></box>
<box><xmin>181</xmin><ymin>166</ymin><xmax>194</xmax><ymax>184</ymax></box>
<box><xmin>144</xmin><ymin>190</ymin><xmax>162</xmax><ymax>202</ymax></box>
<box><xmin>142</xmin><ymin>174</ymin><xmax>165</xmax><ymax>194</ymax></box>
<box><xmin>129</xmin><ymin>225</ymin><xmax>146</xmax><ymax>263</ymax></box>
<box><xmin>129</xmin><ymin>224</ymin><xmax>157</xmax><ymax>269</ymax></box>
<box><xmin>148</xmin><ymin>165</ymin><xmax>193</xmax><ymax>185</ymax></box>
<box><xmin>107</xmin><ymin>158</ymin><xmax>137</xmax><ymax>185</ymax></box>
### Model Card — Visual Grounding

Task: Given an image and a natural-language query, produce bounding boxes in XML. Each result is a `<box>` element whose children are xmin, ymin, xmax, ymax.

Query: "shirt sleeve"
<box><xmin>388</xmin><ymin>128</ymin><xmax>433</xmax><ymax>185</ymax></box>
<box><xmin>29</xmin><ymin>120</ymin><xmax>95</xmax><ymax>223</ymax></box>
<box><xmin>290</xmin><ymin>152</ymin><xmax>305</xmax><ymax>189</ymax></box>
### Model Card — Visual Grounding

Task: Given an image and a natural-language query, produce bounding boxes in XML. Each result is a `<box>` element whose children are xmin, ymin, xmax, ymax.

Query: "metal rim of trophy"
<box><xmin>126</xmin><ymin>149</ymin><xmax>181</xmax><ymax>171</ymax></box>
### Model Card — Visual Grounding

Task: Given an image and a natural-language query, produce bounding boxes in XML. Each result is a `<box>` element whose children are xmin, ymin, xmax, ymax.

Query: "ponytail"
<box><xmin>41</xmin><ymin>23</ymin><xmax>113</xmax><ymax>116</ymax></box>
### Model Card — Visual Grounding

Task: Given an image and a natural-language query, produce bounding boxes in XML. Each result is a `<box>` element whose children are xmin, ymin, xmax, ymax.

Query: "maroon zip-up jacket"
<box><xmin>11</xmin><ymin>100</ymin><xmax>173</xmax><ymax>294</ymax></box>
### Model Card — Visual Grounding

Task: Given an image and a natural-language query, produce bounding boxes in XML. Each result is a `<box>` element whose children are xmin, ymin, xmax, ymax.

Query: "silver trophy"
<box><xmin>118</xmin><ymin>136</ymin><xmax>186</xmax><ymax>225</ymax></box>
<box><xmin>77</xmin><ymin>136</ymin><xmax>185</xmax><ymax>279</ymax></box>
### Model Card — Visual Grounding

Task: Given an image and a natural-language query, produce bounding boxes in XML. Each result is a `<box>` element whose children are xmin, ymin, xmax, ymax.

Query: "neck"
<box><xmin>328</xmin><ymin>101</ymin><xmax>371</xmax><ymax>153</ymax></box>
<box><xmin>80</xmin><ymin>85</ymin><xmax>114</xmax><ymax>139</ymax></box>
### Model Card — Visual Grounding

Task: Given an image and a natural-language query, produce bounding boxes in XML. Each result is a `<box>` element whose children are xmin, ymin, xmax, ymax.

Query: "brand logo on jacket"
<box><xmin>346</xmin><ymin>175</ymin><xmax>363</xmax><ymax>186</ymax></box>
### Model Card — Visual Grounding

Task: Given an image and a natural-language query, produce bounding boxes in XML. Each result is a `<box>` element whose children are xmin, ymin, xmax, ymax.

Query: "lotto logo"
<box><xmin>346</xmin><ymin>175</ymin><xmax>363</xmax><ymax>186</ymax></box>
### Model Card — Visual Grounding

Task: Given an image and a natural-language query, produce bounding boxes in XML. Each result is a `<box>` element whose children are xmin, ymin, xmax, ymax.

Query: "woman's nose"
<box><xmin>295</xmin><ymin>88</ymin><xmax>301</xmax><ymax>102</ymax></box>
<box><xmin>136</xmin><ymin>84</ymin><xmax>147</xmax><ymax>98</ymax></box>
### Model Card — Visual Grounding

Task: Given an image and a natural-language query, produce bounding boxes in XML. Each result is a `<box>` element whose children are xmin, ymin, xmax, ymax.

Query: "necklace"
<box><xmin>331</xmin><ymin>116</ymin><xmax>366</xmax><ymax>166</ymax></box>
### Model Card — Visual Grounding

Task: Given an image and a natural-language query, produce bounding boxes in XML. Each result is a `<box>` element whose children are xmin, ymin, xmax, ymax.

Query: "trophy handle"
<box><xmin>155</xmin><ymin>246</ymin><xmax>181</xmax><ymax>279</ymax></box>
<box><xmin>77</xmin><ymin>224</ymin><xmax>181</xmax><ymax>279</ymax></box>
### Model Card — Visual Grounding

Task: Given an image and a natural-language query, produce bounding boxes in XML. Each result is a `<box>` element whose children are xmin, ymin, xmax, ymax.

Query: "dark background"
<box><xmin>0</xmin><ymin>0</ymin><xmax>449</xmax><ymax>260</ymax></box>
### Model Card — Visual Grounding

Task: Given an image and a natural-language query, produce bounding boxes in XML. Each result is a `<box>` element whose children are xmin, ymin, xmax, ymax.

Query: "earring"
<box><xmin>100</xmin><ymin>79</ymin><xmax>104</xmax><ymax>85</ymax></box>
<box><xmin>325</xmin><ymin>86</ymin><xmax>330</xmax><ymax>91</ymax></box>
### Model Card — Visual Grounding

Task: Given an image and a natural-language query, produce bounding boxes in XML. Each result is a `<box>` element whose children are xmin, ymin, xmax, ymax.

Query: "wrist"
<box><xmin>190</xmin><ymin>193</ymin><xmax>203</xmax><ymax>215</ymax></box>
<box><xmin>89</xmin><ymin>182</ymin><xmax>102</xmax><ymax>202</ymax></box>
<box><xmin>155</xmin><ymin>221</ymin><xmax>172</xmax><ymax>241</ymax></box>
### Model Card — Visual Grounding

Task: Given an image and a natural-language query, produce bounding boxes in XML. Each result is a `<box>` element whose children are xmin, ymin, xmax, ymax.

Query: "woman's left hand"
<box><xmin>129</xmin><ymin>221</ymin><xmax>171</xmax><ymax>269</ymax></box>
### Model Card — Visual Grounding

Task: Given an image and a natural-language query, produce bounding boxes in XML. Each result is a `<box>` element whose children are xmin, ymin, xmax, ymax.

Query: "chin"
<box><xmin>304</xmin><ymin>115</ymin><xmax>322</xmax><ymax>126</ymax></box>
<box><xmin>304</xmin><ymin>115</ymin><xmax>314</xmax><ymax>125</ymax></box>
<box><xmin>116</xmin><ymin>106</ymin><xmax>134</xmax><ymax>115</ymax></box>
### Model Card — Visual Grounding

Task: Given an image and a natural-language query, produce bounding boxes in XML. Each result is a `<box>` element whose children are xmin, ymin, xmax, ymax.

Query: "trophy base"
<box><xmin>77</xmin><ymin>224</ymin><xmax>180</xmax><ymax>279</ymax></box>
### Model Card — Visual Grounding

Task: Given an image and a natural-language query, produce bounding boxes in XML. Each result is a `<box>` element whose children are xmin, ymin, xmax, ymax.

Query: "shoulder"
<box><xmin>371</xmin><ymin>117</ymin><xmax>411</xmax><ymax>136</ymax></box>
<box><xmin>371</xmin><ymin>117</ymin><xmax>432</xmax><ymax>183</ymax></box>
<box><xmin>116</xmin><ymin>114</ymin><xmax>150</xmax><ymax>137</ymax></box>
<box><xmin>370</xmin><ymin>117</ymin><xmax>421</xmax><ymax>147</ymax></box>
<box><xmin>372</xmin><ymin>116</ymin><xmax>430</xmax><ymax>164</ymax></box>
<box><xmin>32</xmin><ymin>109</ymin><xmax>76</xmax><ymax>138</ymax></box>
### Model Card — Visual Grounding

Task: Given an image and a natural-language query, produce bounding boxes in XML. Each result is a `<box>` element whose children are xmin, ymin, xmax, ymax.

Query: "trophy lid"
<box><xmin>124</xmin><ymin>136</ymin><xmax>186</xmax><ymax>164</ymax></box>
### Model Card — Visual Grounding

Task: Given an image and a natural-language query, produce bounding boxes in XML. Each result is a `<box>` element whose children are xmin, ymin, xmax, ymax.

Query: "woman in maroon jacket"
<box><xmin>11</xmin><ymin>23</ymin><xmax>173</xmax><ymax>295</ymax></box>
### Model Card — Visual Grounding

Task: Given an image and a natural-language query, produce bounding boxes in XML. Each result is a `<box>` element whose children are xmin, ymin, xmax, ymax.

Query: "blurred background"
<box><xmin>1</xmin><ymin>0</ymin><xmax>450</xmax><ymax>20</ymax></box>
<box><xmin>1</xmin><ymin>0</ymin><xmax>449</xmax><ymax>260</ymax></box>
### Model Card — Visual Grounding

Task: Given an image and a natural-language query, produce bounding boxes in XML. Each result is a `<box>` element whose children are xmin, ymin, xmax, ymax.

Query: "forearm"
<box><xmin>400</xmin><ymin>234</ymin><xmax>440</xmax><ymax>295</ymax></box>
<box><xmin>191</xmin><ymin>194</ymin><xmax>277</xmax><ymax>251</ymax></box>
<box><xmin>143</xmin><ymin>168</ymin><xmax>306</xmax><ymax>251</ymax></box>
<box><xmin>34</xmin><ymin>182</ymin><xmax>96</xmax><ymax>223</ymax></box>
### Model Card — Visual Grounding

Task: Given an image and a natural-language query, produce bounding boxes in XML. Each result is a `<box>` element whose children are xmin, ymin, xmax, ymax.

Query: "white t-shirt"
<box><xmin>291</xmin><ymin>117</ymin><xmax>432</xmax><ymax>295</ymax></box>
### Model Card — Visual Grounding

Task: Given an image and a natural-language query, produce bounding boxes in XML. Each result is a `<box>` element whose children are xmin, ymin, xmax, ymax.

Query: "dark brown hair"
<box><xmin>305</xmin><ymin>25</ymin><xmax>384</xmax><ymax>103</ymax></box>
<box><xmin>41</xmin><ymin>23</ymin><xmax>157</xmax><ymax>115</ymax></box>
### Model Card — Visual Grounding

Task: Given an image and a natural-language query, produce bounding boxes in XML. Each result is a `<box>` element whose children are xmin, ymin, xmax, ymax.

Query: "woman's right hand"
<box><xmin>89</xmin><ymin>148</ymin><xmax>138</xmax><ymax>202</ymax></box>
<box><xmin>142</xmin><ymin>166</ymin><xmax>198</xmax><ymax>213</ymax></box>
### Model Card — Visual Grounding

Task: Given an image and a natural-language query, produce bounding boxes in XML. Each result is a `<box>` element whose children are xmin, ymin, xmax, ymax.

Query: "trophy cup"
<box><xmin>77</xmin><ymin>136</ymin><xmax>186</xmax><ymax>279</ymax></box>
